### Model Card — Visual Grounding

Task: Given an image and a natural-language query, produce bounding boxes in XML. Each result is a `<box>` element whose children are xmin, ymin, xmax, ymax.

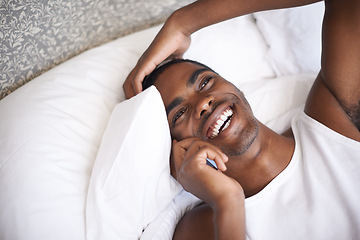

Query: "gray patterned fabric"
<box><xmin>0</xmin><ymin>0</ymin><xmax>193</xmax><ymax>99</ymax></box>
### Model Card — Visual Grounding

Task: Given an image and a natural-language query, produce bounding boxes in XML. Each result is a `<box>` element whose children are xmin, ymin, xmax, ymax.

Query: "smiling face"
<box><xmin>154</xmin><ymin>61</ymin><xmax>259</xmax><ymax>157</ymax></box>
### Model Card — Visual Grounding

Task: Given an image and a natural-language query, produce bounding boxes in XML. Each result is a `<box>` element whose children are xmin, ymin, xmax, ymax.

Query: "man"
<box><xmin>124</xmin><ymin>0</ymin><xmax>360</xmax><ymax>239</ymax></box>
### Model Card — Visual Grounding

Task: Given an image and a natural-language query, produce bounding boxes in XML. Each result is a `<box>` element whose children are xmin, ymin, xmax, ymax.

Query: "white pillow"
<box><xmin>239</xmin><ymin>74</ymin><xmax>315</xmax><ymax>133</ymax></box>
<box><xmin>0</xmin><ymin>25</ymin><xmax>162</xmax><ymax>240</ymax></box>
<box><xmin>184</xmin><ymin>14</ymin><xmax>275</xmax><ymax>84</ymax></box>
<box><xmin>85</xmin><ymin>86</ymin><xmax>182</xmax><ymax>240</ymax></box>
<box><xmin>253</xmin><ymin>2</ymin><xmax>325</xmax><ymax>76</ymax></box>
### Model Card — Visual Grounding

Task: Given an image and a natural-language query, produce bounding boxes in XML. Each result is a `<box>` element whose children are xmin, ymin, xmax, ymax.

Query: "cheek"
<box><xmin>171</xmin><ymin>128</ymin><xmax>190</xmax><ymax>141</ymax></box>
<box><xmin>170</xmin><ymin>122</ymin><xmax>196</xmax><ymax>141</ymax></box>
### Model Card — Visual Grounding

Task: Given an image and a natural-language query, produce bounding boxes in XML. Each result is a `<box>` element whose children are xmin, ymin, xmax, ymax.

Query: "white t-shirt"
<box><xmin>245</xmin><ymin>112</ymin><xmax>360</xmax><ymax>240</ymax></box>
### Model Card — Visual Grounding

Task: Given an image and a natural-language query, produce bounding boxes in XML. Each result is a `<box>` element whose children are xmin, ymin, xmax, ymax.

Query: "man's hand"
<box><xmin>123</xmin><ymin>14</ymin><xmax>191</xmax><ymax>99</ymax></box>
<box><xmin>171</xmin><ymin>138</ymin><xmax>243</xmax><ymax>207</ymax></box>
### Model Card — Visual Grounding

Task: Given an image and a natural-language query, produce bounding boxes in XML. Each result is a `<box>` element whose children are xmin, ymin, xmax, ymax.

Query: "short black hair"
<box><xmin>142</xmin><ymin>59</ymin><xmax>217</xmax><ymax>90</ymax></box>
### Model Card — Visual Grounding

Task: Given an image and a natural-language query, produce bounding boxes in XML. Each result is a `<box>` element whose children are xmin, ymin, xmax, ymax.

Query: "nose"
<box><xmin>195</xmin><ymin>95</ymin><xmax>213</xmax><ymax>119</ymax></box>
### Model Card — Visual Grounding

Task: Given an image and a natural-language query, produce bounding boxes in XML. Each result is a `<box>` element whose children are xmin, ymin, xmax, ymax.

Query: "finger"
<box><xmin>178</xmin><ymin>139</ymin><xmax>228</xmax><ymax>172</ymax></box>
<box><xmin>169</xmin><ymin>140</ymin><xmax>178</xmax><ymax>178</ymax></box>
<box><xmin>132</xmin><ymin>74</ymin><xmax>144</xmax><ymax>95</ymax></box>
<box><xmin>183</xmin><ymin>139</ymin><xmax>226</xmax><ymax>161</ymax></box>
<box><xmin>194</xmin><ymin>145</ymin><xmax>228</xmax><ymax>172</ymax></box>
<box><xmin>176</xmin><ymin>138</ymin><xmax>227</xmax><ymax>164</ymax></box>
<box><xmin>211</xmin><ymin>152</ymin><xmax>228</xmax><ymax>172</ymax></box>
<box><xmin>123</xmin><ymin>81</ymin><xmax>135</xmax><ymax>99</ymax></box>
<box><xmin>124</xmin><ymin>60</ymin><xmax>150</xmax><ymax>98</ymax></box>
<box><xmin>124</xmin><ymin>68</ymin><xmax>137</xmax><ymax>99</ymax></box>
<box><xmin>131</xmin><ymin>59</ymin><xmax>159</xmax><ymax>94</ymax></box>
<box><xmin>171</xmin><ymin>139</ymin><xmax>188</xmax><ymax>179</ymax></box>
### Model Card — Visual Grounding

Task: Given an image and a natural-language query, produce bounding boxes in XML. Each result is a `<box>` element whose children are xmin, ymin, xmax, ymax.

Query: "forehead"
<box><xmin>154</xmin><ymin>62</ymin><xmax>209</xmax><ymax>107</ymax></box>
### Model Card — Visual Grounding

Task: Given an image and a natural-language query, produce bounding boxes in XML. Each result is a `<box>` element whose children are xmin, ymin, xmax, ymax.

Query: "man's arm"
<box><xmin>171</xmin><ymin>138</ymin><xmax>245</xmax><ymax>240</ymax></box>
<box><xmin>123</xmin><ymin>0</ymin><xmax>321</xmax><ymax>98</ymax></box>
<box><xmin>172</xmin><ymin>0</ymin><xmax>321</xmax><ymax>35</ymax></box>
<box><xmin>305</xmin><ymin>0</ymin><xmax>360</xmax><ymax>141</ymax></box>
<box><xmin>173</xmin><ymin>199</ymin><xmax>245</xmax><ymax>240</ymax></box>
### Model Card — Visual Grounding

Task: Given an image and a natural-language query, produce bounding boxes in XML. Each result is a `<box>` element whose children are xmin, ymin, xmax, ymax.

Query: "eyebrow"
<box><xmin>166</xmin><ymin>97</ymin><xmax>184</xmax><ymax>116</ymax></box>
<box><xmin>166</xmin><ymin>68</ymin><xmax>210</xmax><ymax>116</ymax></box>
<box><xmin>187</xmin><ymin>68</ymin><xmax>209</xmax><ymax>87</ymax></box>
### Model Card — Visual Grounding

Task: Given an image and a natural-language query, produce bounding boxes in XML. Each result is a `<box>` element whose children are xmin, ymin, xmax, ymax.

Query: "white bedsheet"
<box><xmin>0</xmin><ymin>4</ymin><xmax>323</xmax><ymax>238</ymax></box>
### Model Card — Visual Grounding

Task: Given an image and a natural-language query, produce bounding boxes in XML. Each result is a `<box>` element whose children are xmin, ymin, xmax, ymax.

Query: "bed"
<box><xmin>0</xmin><ymin>1</ymin><xmax>324</xmax><ymax>239</ymax></box>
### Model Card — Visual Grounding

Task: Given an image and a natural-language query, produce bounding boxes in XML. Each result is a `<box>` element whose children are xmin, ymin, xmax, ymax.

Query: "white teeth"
<box><xmin>223</xmin><ymin>119</ymin><xmax>231</xmax><ymax>131</ymax></box>
<box><xmin>220</xmin><ymin>115</ymin><xmax>227</xmax><ymax>121</ymax></box>
<box><xmin>225</xmin><ymin>109</ymin><xmax>233</xmax><ymax>117</ymax></box>
<box><xmin>210</xmin><ymin>108</ymin><xmax>233</xmax><ymax>138</ymax></box>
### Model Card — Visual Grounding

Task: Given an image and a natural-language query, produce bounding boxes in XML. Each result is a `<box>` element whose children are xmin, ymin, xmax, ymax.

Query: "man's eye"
<box><xmin>173</xmin><ymin>108</ymin><xmax>186</xmax><ymax>124</ymax></box>
<box><xmin>199</xmin><ymin>76</ymin><xmax>213</xmax><ymax>90</ymax></box>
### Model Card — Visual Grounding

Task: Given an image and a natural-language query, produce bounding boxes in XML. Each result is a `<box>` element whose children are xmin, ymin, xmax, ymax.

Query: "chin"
<box><xmin>221</xmin><ymin>119</ymin><xmax>259</xmax><ymax>157</ymax></box>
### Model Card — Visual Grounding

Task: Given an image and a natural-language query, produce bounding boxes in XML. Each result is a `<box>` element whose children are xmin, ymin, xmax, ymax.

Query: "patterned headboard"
<box><xmin>0</xmin><ymin>0</ymin><xmax>193</xmax><ymax>99</ymax></box>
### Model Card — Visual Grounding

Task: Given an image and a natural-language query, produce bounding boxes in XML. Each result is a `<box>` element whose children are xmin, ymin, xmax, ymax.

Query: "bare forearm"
<box><xmin>171</xmin><ymin>0</ymin><xmax>322</xmax><ymax>35</ymax></box>
<box><xmin>213</xmin><ymin>190</ymin><xmax>246</xmax><ymax>240</ymax></box>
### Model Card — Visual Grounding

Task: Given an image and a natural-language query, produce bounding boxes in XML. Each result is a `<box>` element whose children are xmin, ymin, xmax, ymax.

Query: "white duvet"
<box><xmin>0</xmin><ymin>3</ymin><xmax>324</xmax><ymax>239</ymax></box>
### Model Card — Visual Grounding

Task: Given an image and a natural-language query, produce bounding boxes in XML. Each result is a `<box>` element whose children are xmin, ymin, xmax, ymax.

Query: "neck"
<box><xmin>225</xmin><ymin>122</ymin><xmax>295</xmax><ymax>198</ymax></box>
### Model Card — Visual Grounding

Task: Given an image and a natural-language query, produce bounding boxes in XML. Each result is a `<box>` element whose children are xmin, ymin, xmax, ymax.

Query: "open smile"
<box><xmin>206</xmin><ymin>106</ymin><xmax>234</xmax><ymax>139</ymax></box>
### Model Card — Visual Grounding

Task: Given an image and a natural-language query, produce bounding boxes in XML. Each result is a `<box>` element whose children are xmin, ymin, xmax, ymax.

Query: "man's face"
<box><xmin>154</xmin><ymin>61</ymin><xmax>259</xmax><ymax>156</ymax></box>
